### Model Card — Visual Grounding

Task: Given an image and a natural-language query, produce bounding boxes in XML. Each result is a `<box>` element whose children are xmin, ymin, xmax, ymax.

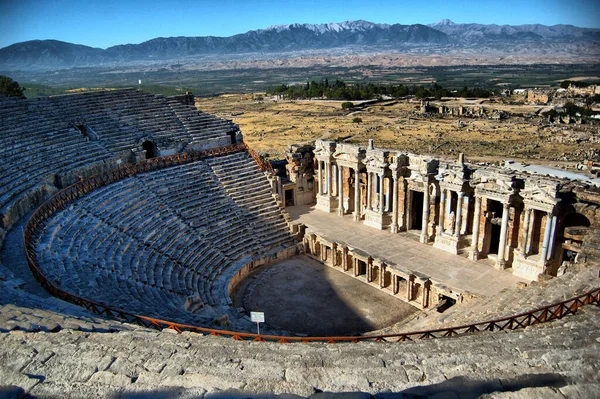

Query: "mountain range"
<box><xmin>1</xmin><ymin>19</ymin><xmax>598</xmax><ymax>70</ymax></box>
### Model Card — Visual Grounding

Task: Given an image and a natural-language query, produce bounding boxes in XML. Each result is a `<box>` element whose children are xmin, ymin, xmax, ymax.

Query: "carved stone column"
<box><xmin>540</xmin><ymin>212</ymin><xmax>557</xmax><ymax>266</ymax></box>
<box><xmin>454</xmin><ymin>192</ymin><xmax>464</xmax><ymax>237</ymax></box>
<box><xmin>521</xmin><ymin>207</ymin><xmax>532</xmax><ymax>255</ymax></box>
<box><xmin>438</xmin><ymin>188</ymin><xmax>446</xmax><ymax>234</ymax></box>
<box><xmin>445</xmin><ymin>190</ymin><xmax>453</xmax><ymax>231</ymax></box>
<box><xmin>338</xmin><ymin>165</ymin><xmax>344</xmax><ymax>216</ymax></box>
<box><xmin>385</xmin><ymin>178</ymin><xmax>391</xmax><ymax>212</ymax></box>
<box><xmin>526</xmin><ymin>210</ymin><xmax>536</xmax><ymax>255</ymax></box>
<box><xmin>326</xmin><ymin>161</ymin><xmax>332</xmax><ymax>195</ymax></box>
<box><xmin>547</xmin><ymin>214</ymin><xmax>557</xmax><ymax>262</ymax></box>
<box><xmin>317</xmin><ymin>161</ymin><xmax>323</xmax><ymax>195</ymax></box>
<box><xmin>353</xmin><ymin>168</ymin><xmax>360</xmax><ymax>221</ymax></box>
<box><xmin>470</xmin><ymin>196</ymin><xmax>482</xmax><ymax>260</ymax></box>
<box><xmin>391</xmin><ymin>175</ymin><xmax>399</xmax><ymax>233</ymax></box>
<box><xmin>420</xmin><ymin>186</ymin><xmax>430</xmax><ymax>244</ymax></box>
<box><xmin>367</xmin><ymin>172</ymin><xmax>372</xmax><ymax>210</ymax></box>
<box><xmin>332</xmin><ymin>164</ymin><xmax>337</xmax><ymax>196</ymax></box>
<box><xmin>379</xmin><ymin>173</ymin><xmax>385</xmax><ymax>214</ymax></box>
<box><xmin>497</xmin><ymin>202</ymin><xmax>510</xmax><ymax>269</ymax></box>
<box><xmin>398</xmin><ymin>179</ymin><xmax>407</xmax><ymax>230</ymax></box>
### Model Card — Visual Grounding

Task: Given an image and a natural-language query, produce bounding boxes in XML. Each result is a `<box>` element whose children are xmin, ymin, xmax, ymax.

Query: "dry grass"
<box><xmin>196</xmin><ymin>94</ymin><xmax>599</xmax><ymax>165</ymax></box>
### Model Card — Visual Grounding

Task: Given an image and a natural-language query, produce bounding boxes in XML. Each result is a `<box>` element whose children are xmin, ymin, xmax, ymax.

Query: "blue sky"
<box><xmin>1</xmin><ymin>0</ymin><xmax>598</xmax><ymax>49</ymax></box>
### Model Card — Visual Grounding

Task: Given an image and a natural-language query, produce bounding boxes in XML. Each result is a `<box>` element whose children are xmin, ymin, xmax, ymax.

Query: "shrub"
<box><xmin>0</xmin><ymin>75</ymin><xmax>25</xmax><ymax>98</ymax></box>
<box><xmin>341</xmin><ymin>101</ymin><xmax>354</xmax><ymax>109</ymax></box>
<box><xmin>352</xmin><ymin>117</ymin><xmax>362</xmax><ymax>123</ymax></box>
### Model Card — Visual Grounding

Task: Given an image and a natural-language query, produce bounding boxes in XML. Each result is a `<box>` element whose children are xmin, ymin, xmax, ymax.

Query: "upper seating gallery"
<box><xmin>0</xmin><ymin>89</ymin><xmax>239</xmax><ymax>230</ymax></box>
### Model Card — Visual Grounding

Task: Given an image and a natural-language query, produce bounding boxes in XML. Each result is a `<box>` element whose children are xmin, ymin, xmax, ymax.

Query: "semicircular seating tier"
<box><xmin>0</xmin><ymin>89</ymin><xmax>238</xmax><ymax>232</ymax></box>
<box><xmin>36</xmin><ymin>152</ymin><xmax>296</xmax><ymax>325</ymax></box>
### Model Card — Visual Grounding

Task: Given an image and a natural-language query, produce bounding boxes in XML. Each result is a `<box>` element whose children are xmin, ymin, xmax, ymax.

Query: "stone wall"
<box><xmin>526</xmin><ymin>90</ymin><xmax>552</xmax><ymax>104</ymax></box>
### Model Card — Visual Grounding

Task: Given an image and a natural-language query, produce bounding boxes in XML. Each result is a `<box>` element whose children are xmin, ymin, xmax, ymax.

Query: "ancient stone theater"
<box><xmin>0</xmin><ymin>89</ymin><xmax>598</xmax><ymax>397</ymax></box>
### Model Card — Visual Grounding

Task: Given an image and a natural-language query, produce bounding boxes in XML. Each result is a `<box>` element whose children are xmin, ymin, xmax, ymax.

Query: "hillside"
<box><xmin>1</xmin><ymin>19</ymin><xmax>598</xmax><ymax>70</ymax></box>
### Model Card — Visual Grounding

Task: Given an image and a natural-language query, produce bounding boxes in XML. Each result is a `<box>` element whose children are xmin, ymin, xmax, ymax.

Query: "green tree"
<box><xmin>0</xmin><ymin>75</ymin><xmax>26</xmax><ymax>98</ymax></box>
<box><xmin>560</xmin><ymin>80</ymin><xmax>571</xmax><ymax>89</ymax></box>
<box><xmin>341</xmin><ymin>101</ymin><xmax>354</xmax><ymax>109</ymax></box>
<box><xmin>564</xmin><ymin>102</ymin><xmax>578</xmax><ymax>117</ymax></box>
<box><xmin>415</xmin><ymin>86</ymin><xmax>429</xmax><ymax>99</ymax></box>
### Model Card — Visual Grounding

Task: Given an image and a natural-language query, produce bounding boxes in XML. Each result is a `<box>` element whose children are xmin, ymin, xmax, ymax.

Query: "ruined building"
<box><xmin>280</xmin><ymin>139</ymin><xmax>599</xmax><ymax>286</ymax></box>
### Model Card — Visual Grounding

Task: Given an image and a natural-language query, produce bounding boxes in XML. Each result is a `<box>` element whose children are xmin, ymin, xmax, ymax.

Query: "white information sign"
<box><xmin>250</xmin><ymin>311</ymin><xmax>265</xmax><ymax>335</ymax></box>
<box><xmin>250</xmin><ymin>311</ymin><xmax>265</xmax><ymax>323</ymax></box>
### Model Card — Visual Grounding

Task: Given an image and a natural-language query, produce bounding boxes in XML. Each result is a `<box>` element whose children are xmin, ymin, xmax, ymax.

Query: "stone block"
<box><xmin>0</xmin><ymin>367</ymin><xmax>41</xmax><ymax>393</ymax></box>
<box><xmin>88</xmin><ymin>371</ymin><xmax>132</xmax><ymax>387</ymax></box>
<box><xmin>316</xmin><ymin>195</ymin><xmax>339</xmax><ymax>213</ymax></box>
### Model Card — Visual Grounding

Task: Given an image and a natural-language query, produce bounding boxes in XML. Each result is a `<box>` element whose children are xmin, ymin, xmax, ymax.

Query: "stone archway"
<box><xmin>141</xmin><ymin>141</ymin><xmax>157</xmax><ymax>159</ymax></box>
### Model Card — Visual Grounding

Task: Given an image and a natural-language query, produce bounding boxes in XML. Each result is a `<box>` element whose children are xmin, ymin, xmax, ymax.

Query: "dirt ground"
<box><xmin>196</xmin><ymin>94</ymin><xmax>600</xmax><ymax>167</ymax></box>
<box><xmin>233</xmin><ymin>255</ymin><xmax>419</xmax><ymax>336</ymax></box>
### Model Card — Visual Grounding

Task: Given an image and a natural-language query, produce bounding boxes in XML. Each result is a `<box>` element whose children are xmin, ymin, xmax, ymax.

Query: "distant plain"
<box><xmin>9</xmin><ymin>63</ymin><xmax>600</xmax><ymax>97</ymax></box>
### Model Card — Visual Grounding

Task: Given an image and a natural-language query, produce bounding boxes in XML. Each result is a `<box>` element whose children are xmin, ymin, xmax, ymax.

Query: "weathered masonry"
<box><xmin>280</xmin><ymin>139</ymin><xmax>600</xmax><ymax>282</ymax></box>
<box><xmin>303</xmin><ymin>232</ymin><xmax>440</xmax><ymax>310</ymax></box>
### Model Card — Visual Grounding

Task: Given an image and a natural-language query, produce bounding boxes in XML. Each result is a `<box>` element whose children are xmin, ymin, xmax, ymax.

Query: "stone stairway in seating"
<box><xmin>207</xmin><ymin>152</ymin><xmax>296</xmax><ymax>252</ymax></box>
<box><xmin>167</xmin><ymin>98</ymin><xmax>239</xmax><ymax>146</ymax></box>
<box><xmin>34</xmin><ymin>151</ymin><xmax>296</xmax><ymax>326</ymax></box>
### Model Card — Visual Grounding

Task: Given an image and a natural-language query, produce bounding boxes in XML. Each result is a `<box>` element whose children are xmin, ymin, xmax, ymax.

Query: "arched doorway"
<box><xmin>142</xmin><ymin>141</ymin><xmax>157</xmax><ymax>159</ymax></box>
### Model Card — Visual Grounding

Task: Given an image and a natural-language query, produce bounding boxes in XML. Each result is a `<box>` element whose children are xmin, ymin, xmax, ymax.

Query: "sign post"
<box><xmin>250</xmin><ymin>311</ymin><xmax>265</xmax><ymax>335</ymax></box>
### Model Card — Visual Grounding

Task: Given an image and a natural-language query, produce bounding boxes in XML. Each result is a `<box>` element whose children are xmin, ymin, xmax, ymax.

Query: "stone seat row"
<box><xmin>34</xmin><ymin>154</ymin><xmax>289</xmax><ymax>324</ymax></box>
<box><xmin>38</xmin><ymin>208</ymin><xmax>216</xmax><ymax>321</ymax></box>
<box><xmin>0</xmin><ymin>143</ymin><xmax>111</xmax><ymax>215</ymax></box>
<box><xmin>35</xmin><ymin>152</ymin><xmax>296</xmax><ymax>324</ymax></box>
<box><xmin>43</xmin><ymin>206</ymin><xmax>221</xmax><ymax>312</ymax></box>
<box><xmin>40</xmin><ymin>224</ymin><xmax>189</xmax><ymax>311</ymax></box>
<box><xmin>134</xmin><ymin>164</ymin><xmax>265</xmax><ymax>261</ymax></box>
<box><xmin>2</xmin><ymin>89</ymin><xmax>235</xmax><ymax>161</ymax></box>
